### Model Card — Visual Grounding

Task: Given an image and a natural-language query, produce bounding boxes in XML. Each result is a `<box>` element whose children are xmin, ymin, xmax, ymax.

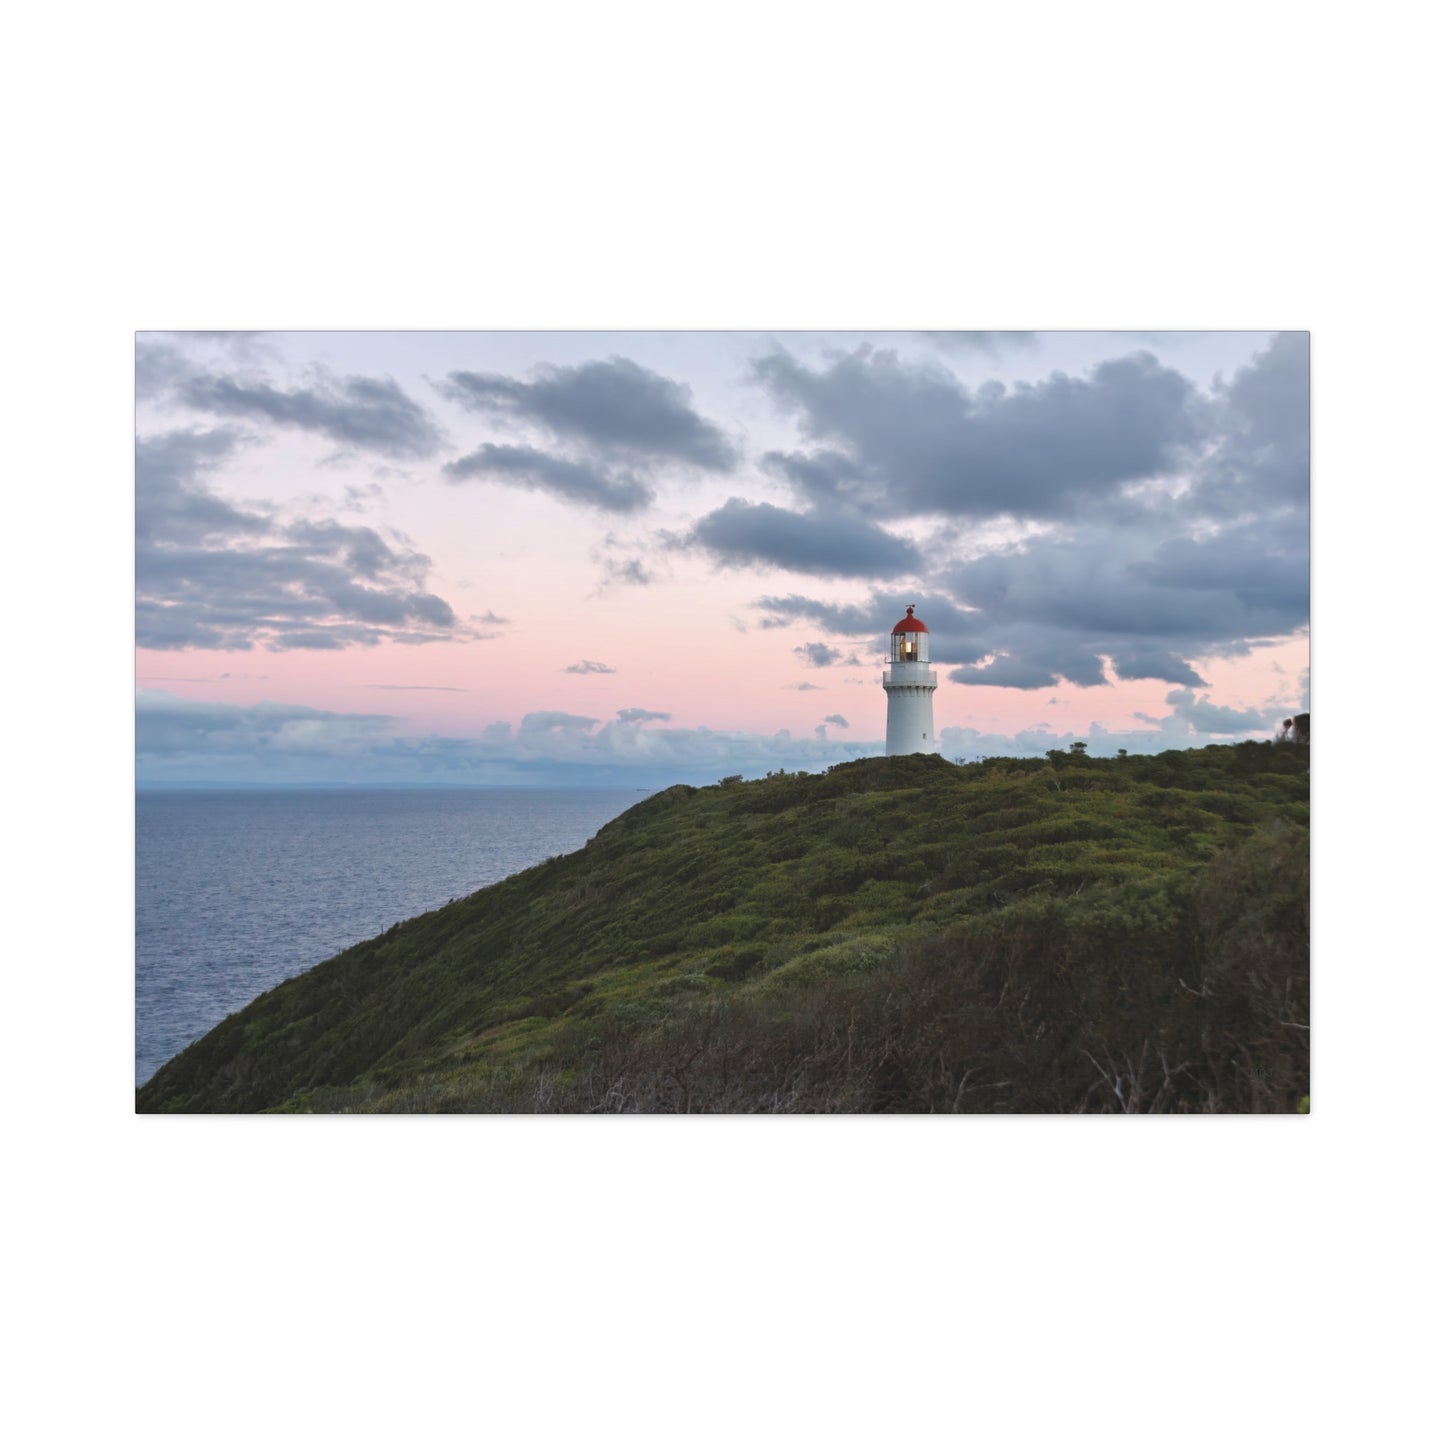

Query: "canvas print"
<box><xmin>135</xmin><ymin>331</ymin><xmax>1309</xmax><ymax>1113</ymax></box>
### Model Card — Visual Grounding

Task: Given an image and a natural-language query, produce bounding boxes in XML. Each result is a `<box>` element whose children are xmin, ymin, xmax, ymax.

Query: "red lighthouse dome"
<box><xmin>889</xmin><ymin>605</ymin><xmax>929</xmax><ymax>663</ymax></box>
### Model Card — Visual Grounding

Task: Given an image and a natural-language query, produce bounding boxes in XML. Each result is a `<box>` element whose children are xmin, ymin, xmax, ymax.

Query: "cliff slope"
<box><xmin>137</xmin><ymin>746</ymin><xmax>1309</xmax><ymax>1113</ymax></box>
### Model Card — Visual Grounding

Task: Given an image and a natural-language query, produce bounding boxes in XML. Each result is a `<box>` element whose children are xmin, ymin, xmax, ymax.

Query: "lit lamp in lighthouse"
<box><xmin>883</xmin><ymin>605</ymin><xmax>938</xmax><ymax>756</ymax></box>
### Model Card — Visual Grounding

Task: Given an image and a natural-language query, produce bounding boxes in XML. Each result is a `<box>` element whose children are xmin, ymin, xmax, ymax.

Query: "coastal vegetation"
<box><xmin>137</xmin><ymin>743</ymin><xmax>1309</xmax><ymax>1113</ymax></box>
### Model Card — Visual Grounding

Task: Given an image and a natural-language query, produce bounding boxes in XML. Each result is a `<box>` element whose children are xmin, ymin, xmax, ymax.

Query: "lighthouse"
<box><xmin>883</xmin><ymin>605</ymin><xmax>938</xmax><ymax>756</ymax></box>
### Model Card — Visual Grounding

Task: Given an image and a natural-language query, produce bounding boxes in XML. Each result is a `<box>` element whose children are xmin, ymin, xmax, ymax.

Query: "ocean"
<box><xmin>135</xmin><ymin>787</ymin><xmax>644</xmax><ymax>1086</ymax></box>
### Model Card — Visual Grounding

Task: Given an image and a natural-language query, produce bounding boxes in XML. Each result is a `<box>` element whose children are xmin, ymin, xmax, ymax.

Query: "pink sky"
<box><xmin>136</xmin><ymin>330</ymin><xmax>1308</xmax><ymax>784</ymax></box>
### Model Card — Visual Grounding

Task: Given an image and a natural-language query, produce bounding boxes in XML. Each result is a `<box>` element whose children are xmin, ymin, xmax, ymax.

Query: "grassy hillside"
<box><xmin>137</xmin><ymin>744</ymin><xmax>1309</xmax><ymax>1113</ymax></box>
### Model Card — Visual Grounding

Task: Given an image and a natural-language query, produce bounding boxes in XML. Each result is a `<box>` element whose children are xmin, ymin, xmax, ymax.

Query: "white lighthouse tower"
<box><xmin>883</xmin><ymin>605</ymin><xmax>938</xmax><ymax>756</ymax></box>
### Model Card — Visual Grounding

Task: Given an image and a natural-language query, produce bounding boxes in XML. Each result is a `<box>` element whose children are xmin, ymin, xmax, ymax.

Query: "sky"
<box><xmin>135</xmin><ymin>330</ymin><xmax>1309</xmax><ymax>786</ymax></box>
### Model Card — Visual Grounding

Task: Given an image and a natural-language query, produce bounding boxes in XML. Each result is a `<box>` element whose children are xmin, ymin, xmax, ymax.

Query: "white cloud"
<box><xmin>137</xmin><ymin>690</ymin><xmax>1221</xmax><ymax>788</ymax></box>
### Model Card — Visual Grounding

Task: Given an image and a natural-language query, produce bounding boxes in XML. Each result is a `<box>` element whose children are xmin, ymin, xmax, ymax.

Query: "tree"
<box><xmin>1279</xmin><ymin>713</ymin><xmax>1311</xmax><ymax>745</ymax></box>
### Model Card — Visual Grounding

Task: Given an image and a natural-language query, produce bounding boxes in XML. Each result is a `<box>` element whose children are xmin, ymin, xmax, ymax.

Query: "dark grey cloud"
<box><xmin>755</xmin><ymin>592</ymin><xmax>992</xmax><ymax>665</ymax></box>
<box><xmin>180</xmin><ymin>370</ymin><xmax>443</xmax><ymax>459</ymax></box>
<box><xmin>264</xmin><ymin>625</ymin><xmax>398</xmax><ymax>651</ymax></box>
<box><xmin>1191</xmin><ymin>332</ymin><xmax>1309</xmax><ymax>516</ymax></box>
<box><xmin>135</xmin><ymin>429</ymin><xmax>267</xmax><ymax>547</ymax></box>
<box><xmin>758</xmin><ymin>448</ymin><xmax>869</xmax><ymax>509</ymax></box>
<box><xmin>786</xmin><ymin>682</ymin><xmax>823</xmax><ymax>691</ymax></box>
<box><xmin>794</xmin><ymin>641</ymin><xmax>843</xmax><ymax>668</ymax></box>
<box><xmin>932</xmin><ymin>629</ymin><xmax>1219</xmax><ymax>693</ymax></box>
<box><xmin>948</xmin><ymin>520</ymin><xmax>1305</xmax><ymax>645</ymax></box>
<box><xmin>824</xmin><ymin>714</ymin><xmax>849</xmax><ymax>728</ymax></box>
<box><xmin>922</xmin><ymin>331</ymin><xmax>1039</xmax><ymax>356</ymax></box>
<box><xmin>753</xmin><ymin>344</ymin><xmax>1200</xmax><ymax>520</ymax></box>
<box><xmin>755</xmin><ymin>515</ymin><xmax>1305</xmax><ymax>693</ymax></box>
<box><xmin>136</xmin><ymin>340</ymin><xmax>197</xmax><ymax>401</ymax></box>
<box><xmin>617</xmin><ymin>708</ymin><xmax>671</xmax><ymax>724</ymax></box>
<box><xmin>949</xmin><ymin>650</ymin><xmax>1109</xmax><ymax>690</ymax></box>
<box><xmin>754</xmin><ymin>593</ymin><xmax>879</xmax><ymax>634</ymax></box>
<box><xmin>564</xmin><ymin>660</ymin><xmax>617</xmax><ymax>674</ymax></box>
<box><xmin>136</xmin><ymin>428</ymin><xmax>461</xmax><ymax>652</ymax></box>
<box><xmin>441</xmin><ymin>356</ymin><xmax>736</xmax><ymax>469</ymax></box>
<box><xmin>879</xmin><ymin>339</ymin><xmax>1302</xmax><ymax>689</ymax></box>
<box><xmin>444</xmin><ymin>443</ymin><xmax>651</xmax><ymax>513</ymax></box>
<box><xmin>162</xmin><ymin>331</ymin><xmax>277</xmax><ymax>361</ymax></box>
<box><xmin>688</xmin><ymin>498</ymin><xmax>923</xmax><ymax>578</ymax></box>
<box><xmin>1108</xmin><ymin>648</ymin><xmax>1207</xmax><ymax>688</ymax></box>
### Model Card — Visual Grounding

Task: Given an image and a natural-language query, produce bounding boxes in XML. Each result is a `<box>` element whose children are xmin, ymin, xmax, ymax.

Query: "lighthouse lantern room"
<box><xmin>883</xmin><ymin>605</ymin><xmax>938</xmax><ymax>756</ymax></box>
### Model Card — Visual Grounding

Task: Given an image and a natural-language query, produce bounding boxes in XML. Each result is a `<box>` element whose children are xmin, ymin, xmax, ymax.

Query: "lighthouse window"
<box><xmin>891</xmin><ymin>632</ymin><xmax>927</xmax><ymax>663</ymax></box>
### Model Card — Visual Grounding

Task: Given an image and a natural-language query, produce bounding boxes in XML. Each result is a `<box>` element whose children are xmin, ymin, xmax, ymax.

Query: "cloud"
<box><xmin>755</xmin><ymin>592</ymin><xmax>991</xmax><ymax>666</ymax></box>
<box><xmin>1162</xmin><ymin>688</ymin><xmax>1271</xmax><ymax>736</ymax></box>
<box><xmin>794</xmin><ymin>641</ymin><xmax>843</xmax><ymax>668</ymax></box>
<box><xmin>759</xmin><ymin>448</ymin><xmax>869</xmax><ymax>506</ymax></box>
<box><xmin>137</xmin><ymin>690</ymin><xmax>399</xmax><ymax>761</ymax></box>
<box><xmin>518</xmin><ymin>711</ymin><xmax>600</xmax><ymax>735</ymax></box>
<box><xmin>341</xmin><ymin>482</ymin><xmax>385</xmax><ymax>511</ymax></box>
<box><xmin>1133</xmin><ymin>517</ymin><xmax>1308</xmax><ymax>621</ymax></box>
<box><xmin>136</xmin><ymin>689</ymin><xmax>886</xmax><ymax>785</ymax></box>
<box><xmin>1190</xmin><ymin>332</ymin><xmax>1309</xmax><ymax>516</ymax></box>
<box><xmin>935</xmin><ymin>517</ymin><xmax>1306</xmax><ymax>687</ymax></box>
<box><xmin>938</xmin><ymin>719</ymin><xmax>1198</xmax><ymax>760</ymax></box>
<box><xmin>824</xmin><ymin>714</ymin><xmax>849</xmax><ymax>728</ymax></box>
<box><xmin>591</xmin><ymin>532</ymin><xmax>661</xmax><ymax>592</ymax></box>
<box><xmin>922</xmin><ymin>331</ymin><xmax>1039</xmax><ymax>356</ymax></box>
<box><xmin>754</xmin><ymin>593</ymin><xmax>881</xmax><ymax>634</ymax></box>
<box><xmin>786</xmin><ymin>682</ymin><xmax>823</xmax><ymax>691</ymax></box>
<box><xmin>688</xmin><ymin>497</ymin><xmax>923</xmax><ymax>577</ymax></box>
<box><xmin>617</xmin><ymin>708</ymin><xmax>671</xmax><ymax>724</ymax></box>
<box><xmin>1108</xmin><ymin>647</ymin><xmax>1207</xmax><ymax>687</ymax></box>
<box><xmin>135</xmin><ymin>427</ymin><xmax>270</xmax><ymax>548</ymax></box>
<box><xmin>440</xmin><ymin>356</ymin><xmax>736</xmax><ymax>469</ymax></box>
<box><xmin>136</xmin><ymin>340</ymin><xmax>198</xmax><ymax>401</ymax></box>
<box><xmin>136</xmin><ymin>428</ymin><xmax>461</xmax><ymax>652</ymax></box>
<box><xmin>756</xmin><ymin>488</ymin><xmax>1305</xmax><ymax>691</ymax></box>
<box><xmin>564</xmin><ymin>659</ymin><xmax>617</xmax><ymax>674</ymax></box>
<box><xmin>598</xmin><ymin>557</ymin><xmax>654</xmax><ymax>588</ymax></box>
<box><xmin>444</xmin><ymin>442</ymin><xmax>652</xmax><ymax>513</ymax></box>
<box><xmin>161</xmin><ymin>331</ymin><xmax>278</xmax><ymax>362</ymax></box>
<box><xmin>179</xmin><ymin>369</ymin><xmax>444</xmax><ymax>459</ymax></box>
<box><xmin>748</xmin><ymin>335</ymin><xmax>1307</xmax><ymax>690</ymax></box>
<box><xmin>753</xmin><ymin>344</ymin><xmax>1199</xmax><ymax>519</ymax></box>
<box><xmin>135</xmin><ymin>690</ymin><xmax>1247</xmax><ymax>789</ymax></box>
<box><xmin>950</xmin><ymin>650</ymin><xmax>1108</xmax><ymax>690</ymax></box>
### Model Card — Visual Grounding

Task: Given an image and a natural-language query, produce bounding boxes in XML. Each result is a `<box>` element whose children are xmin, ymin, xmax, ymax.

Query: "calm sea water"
<box><xmin>135</xmin><ymin>787</ymin><xmax>643</xmax><ymax>1086</ymax></box>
